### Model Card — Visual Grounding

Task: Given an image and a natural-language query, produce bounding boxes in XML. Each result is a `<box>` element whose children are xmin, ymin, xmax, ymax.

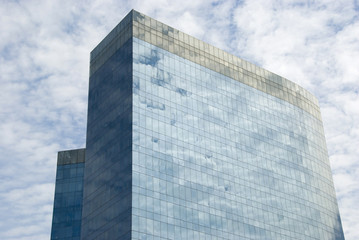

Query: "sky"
<box><xmin>0</xmin><ymin>0</ymin><xmax>358</xmax><ymax>239</ymax></box>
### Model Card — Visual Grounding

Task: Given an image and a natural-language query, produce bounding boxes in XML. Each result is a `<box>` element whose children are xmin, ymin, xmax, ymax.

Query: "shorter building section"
<box><xmin>51</xmin><ymin>149</ymin><xmax>85</xmax><ymax>240</ymax></box>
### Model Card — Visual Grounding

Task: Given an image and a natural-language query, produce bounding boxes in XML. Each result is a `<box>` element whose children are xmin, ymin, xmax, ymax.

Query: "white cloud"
<box><xmin>0</xmin><ymin>0</ymin><xmax>357</xmax><ymax>239</ymax></box>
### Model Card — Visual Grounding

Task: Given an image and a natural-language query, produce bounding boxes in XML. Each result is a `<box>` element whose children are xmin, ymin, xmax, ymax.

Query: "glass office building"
<box><xmin>51</xmin><ymin>149</ymin><xmax>85</xmax><ymax>240</ymax></box>
<box><xmin>51</xmin><ymin>10</ymin><xmax>345</xmax><ymax>240</ymax></box>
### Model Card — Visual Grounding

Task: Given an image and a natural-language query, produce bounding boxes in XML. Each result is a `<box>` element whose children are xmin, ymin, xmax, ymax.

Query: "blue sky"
<box><xmin>0</xmin><ymin>0</ymin><xmax>358</xmax><ymax>239</ymax></box>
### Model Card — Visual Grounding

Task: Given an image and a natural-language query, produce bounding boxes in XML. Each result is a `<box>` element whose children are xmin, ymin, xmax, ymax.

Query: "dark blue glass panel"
<box><xmin>51</xmin><ymin>162</ymin><xmax>84</xmax><ymax>240</ymax></box>
<box><xmin>81</xmin><ymin>38</ymin><xmax>133</xmax><ymax>240</ymax></box>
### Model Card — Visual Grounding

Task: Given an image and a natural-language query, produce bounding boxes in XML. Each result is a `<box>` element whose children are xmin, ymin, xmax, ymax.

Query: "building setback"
<box><xmin>51</xmin><ymin>149</ymin><xmax>85</xmax><ymax>239</ymax></box>
<box><xmin>51</xmin><ymin>9</ymin><xmax>345</xmax><ymax>240</ymax></box>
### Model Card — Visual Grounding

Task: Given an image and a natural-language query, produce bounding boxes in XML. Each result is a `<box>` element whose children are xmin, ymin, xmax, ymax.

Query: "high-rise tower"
<box><xmin>51</xmin><ymin>10</ymin><xmax>345</xmax><ymax>240</ymax></box>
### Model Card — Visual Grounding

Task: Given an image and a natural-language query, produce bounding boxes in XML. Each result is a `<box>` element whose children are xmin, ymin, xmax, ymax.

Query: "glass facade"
<box><xmin>131</xmin><ymin>37</ymin><xmax>344</xmax><ymax>239</ymax></box>
<box><xmin>81</xmin><ymin>38</ymin><xmax>133</xmax><ymax>239</ymax></box>
<box><xmin>51</xmin><ymin>149</ymin><xmax>85</xmax><ymax>240</ymax></box>
<box><xmin>51</xmin><ymin>9</ymin><xmax>345</xmax><ymax>240</ymax></box>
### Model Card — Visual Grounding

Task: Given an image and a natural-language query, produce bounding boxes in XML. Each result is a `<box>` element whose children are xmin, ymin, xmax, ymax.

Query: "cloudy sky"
<box><xmin>0</xmin><ymin>0</ymin><xmax>358</xmax><ymax>239</ymax></box>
